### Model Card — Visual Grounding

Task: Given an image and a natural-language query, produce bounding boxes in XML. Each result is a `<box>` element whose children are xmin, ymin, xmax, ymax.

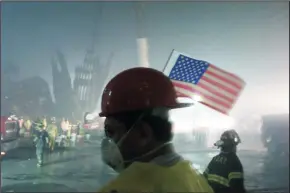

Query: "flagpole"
<box><xmin>162</xmin><ymin>49</ymin><xmax>175</xmax><ymax>72</ymax></box>
<box><xmin>135</xmin><ymin>2</ymin><xmax>150</xmax><ymax>68</ymax></box>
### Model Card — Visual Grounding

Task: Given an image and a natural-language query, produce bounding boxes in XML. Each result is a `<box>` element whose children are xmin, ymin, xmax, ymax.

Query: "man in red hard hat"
<box><xmin>98</xmin><ymin>67</ymin><xmax>213</xmax><ymax>193</ymax></box>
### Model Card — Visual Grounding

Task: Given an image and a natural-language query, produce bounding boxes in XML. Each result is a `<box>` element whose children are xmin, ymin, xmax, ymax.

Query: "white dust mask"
<box><xmin>101</xmin><ymin>108</ymin><xmax>171</xmax><ymax>173</ymax></box>
<box><xmin>101</xmin><ymin>137</ymin><xmax>125</xmax><ymax>173</ymax></box>
<box><xmin>101</xmin><ymin>136</ymin><xmax>172</xmax><ymax>173</ymax></box>
<box><xmin>101</xmin><ymin>122</ymin><xmax>135</xmax><ymax>173</ymax></box>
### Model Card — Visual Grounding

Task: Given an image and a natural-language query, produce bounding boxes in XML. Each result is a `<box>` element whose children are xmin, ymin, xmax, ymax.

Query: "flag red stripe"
<box><xmin>173</xmin><ymin>82</ymin><xmax>232</xmax><ymax>109</ymax></box>
<box><xmin>206</xmin><ymin>69</ymin><xmax>243</xmax><ymax>89</ymax></box>
<box><xmin>197</xmin><ymin>81</ymin><xmax>235</xmax><ymax>103</ymax></box>
<box><xmin>209</xmin><ymin>64</ymin><xmax>244</xmax><ymax>83</ymax></box>
<box><xmin>201</xmin><ymin>76</ymin><xmax>240</xmax><ymax>96</ymax></box>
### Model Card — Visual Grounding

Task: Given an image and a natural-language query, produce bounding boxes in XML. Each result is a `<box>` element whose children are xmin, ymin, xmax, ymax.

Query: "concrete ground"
<box><xmin>1</xmin><ymin>140</ymin><xmax>289</xmax><ymax>192</ymax></box>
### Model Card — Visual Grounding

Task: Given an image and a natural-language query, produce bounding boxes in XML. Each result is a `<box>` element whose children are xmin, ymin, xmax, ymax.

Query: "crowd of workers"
<box><xmin>32</xmin><ymin>117</ymin><xmax>88</xmax><ymax>167</ymax></box>
<box><xmin>8</xmin><ymin>115</ymin><xmax>91</xmax><ymax>167</ymax></box>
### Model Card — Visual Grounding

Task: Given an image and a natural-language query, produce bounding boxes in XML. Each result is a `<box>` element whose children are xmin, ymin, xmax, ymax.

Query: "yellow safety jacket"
<box><xmin>98</xmin><ymin>160</ymin><xmax>213</xmax><ymax>193</ymax></box>
<box><xmin>43</xmin><ymin>119</ymin><xmax>47</xmax><ymax>128</ymax></box>
<box><xmin>47</xmin><ymin>124</ymin><xmax>58</xmax><ymax>138</ymax></box>
<box><xmin>23</xmin><ymin>120</ymin><xmax>32</xmax><ymax>130</ymax></box>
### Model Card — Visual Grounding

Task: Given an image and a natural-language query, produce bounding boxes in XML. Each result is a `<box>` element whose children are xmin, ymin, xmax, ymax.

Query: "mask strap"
<box><xmin>116</xmin><ymin>109</ymin><xmax>171</xmax><ymax>163</ymax></box>
<box><xmin>116</xmin><ymin>111</ymin><xmax>148</xmax><ymax>146</ymax></box>
<box><xmin>124</xmin><ymin>141</ymin><xmax>172</xmax><ymax>163</ymax></box>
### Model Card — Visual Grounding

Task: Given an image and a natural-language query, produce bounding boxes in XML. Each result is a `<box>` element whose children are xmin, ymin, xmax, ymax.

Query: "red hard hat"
<box><xmin>99</xmin><ymin>67</ymin><xmax>192</xmax><ymax>117</ymax></box>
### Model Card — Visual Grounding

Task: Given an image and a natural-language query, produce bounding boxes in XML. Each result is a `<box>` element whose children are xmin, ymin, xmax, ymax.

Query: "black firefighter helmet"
<box><xmin>214</xmin><ymin>129</ymin><xmax>241</xmax><ymax>148</ymax></box>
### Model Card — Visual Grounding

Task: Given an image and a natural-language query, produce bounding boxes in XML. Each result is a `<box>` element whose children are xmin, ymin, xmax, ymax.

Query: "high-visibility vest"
<box><xmin>24</xmin><ymin>120</ymin><xmax>32</xmax><ymax>130</ymax></box>
<box><xmin>98</xmin><ymin>160</ymin><xmax>213</xmax><ymax>193</ymax></box>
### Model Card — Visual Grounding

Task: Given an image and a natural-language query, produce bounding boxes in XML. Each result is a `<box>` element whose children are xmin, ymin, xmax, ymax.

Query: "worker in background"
<box><xmin>42</xmin><ymin>116</ymin><xmax>47</xmax><ymax>128</ymax></box>
<box><xmin>97</xmin><ymin>67</ymin><xmax>213</xmax><ymax>193</ymax></box>
<box><xmin>18</xmin><ymin>116</ymin><xmax>24</xmax><ymax>129</ymax></box>
<box><xmin>203</xmin><ymin>129</ymin><xmax>246</xmax><ymax>193</ymax></box>
<box><xmin>65</xmin><ymin>119</ymin><xmax>71</xmax><ymax>146</ymax></box>
<box><xmin>23</xmin><ymin>117</ymin><xmax>32</xmax><ymax>136</ymax></box>
<box><xmin>78</xmin><ymin>121</ymin><xmax>85</xmax><ymax>144</ymax></box>
<box><xmin>60</xmin><ymin>118</ymin><xmax>68</xmax><ymax>146</ymax></box>
<box><xmin>47</xmin><ymin>117</ymin><xmax>58</xmax><ymax>152</ymax></box>
<box><xmin>18</xmin><ymin>116</ymin><xmax>25</xmax><ymax>137</ymax></box>
<box><xmin>61</xmin><ymin>118</ymin><xmax>66</xmax><ymax>135</ymax></box>
<box><xmin>33</xmin><ymin>119</ymin><xmax>49</xmax><ymax>167</ymax></box>
<box><xmin>76</xmin><ymin>120</ymin><xmax>81</xmax><ymax>135</ymax></box>
<box><xmin>83</xmin><ymin>113</ymin><xmax>92</xmax><ymax>141</ymax></box>
<box><xmin>70</xmin><ymin>123</ymin><xmax>77</xmax><ymax>147</ymax></box>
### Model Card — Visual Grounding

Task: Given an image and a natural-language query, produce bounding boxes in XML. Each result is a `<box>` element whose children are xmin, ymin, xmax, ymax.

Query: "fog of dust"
<box><xmin>137</xmin><ymin>38</ymin><xmax>150</xmax><ymax>67</ymax></box>
<box><xmin>170</xmin><ymin>102</ymin><xmax>265</xmax><ymax>152</ymax></box>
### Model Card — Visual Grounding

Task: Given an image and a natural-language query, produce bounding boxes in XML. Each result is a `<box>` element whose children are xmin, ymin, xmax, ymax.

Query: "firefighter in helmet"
<box><xmin>204</xmin><ymin>129</ymin><xmax>246</xmax><ymax>193</ymax></box>
<box><xmin>97</xmin><ymin>67</ymin><xmax>213</xmax><ymax>193</ymax></box>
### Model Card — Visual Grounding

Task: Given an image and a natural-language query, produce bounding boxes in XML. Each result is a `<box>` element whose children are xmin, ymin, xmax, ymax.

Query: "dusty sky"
<box><xmin>2</xmin><ymin>2</ymin><xmax>289</xmax><ymax>122</ymax></box>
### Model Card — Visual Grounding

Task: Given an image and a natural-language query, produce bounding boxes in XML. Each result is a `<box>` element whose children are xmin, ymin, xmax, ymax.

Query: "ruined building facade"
<box><xmin>73</xmin><ymin>47</ymin><xmax>112</xmax><ymax>114</ymax></box>
<box><xmin>51</xmin><ymin>47</ymin><xmax>112</xmax><ymax>120</ymax></box>
<box><xmin>51</xmin><ymin>51</ymin><xmax>78</xmax><ymax>119</ymax></box>
<box><xmin>73</xmin><ymin>48</ymin><xmax>99</xmax><ymax>113</ymax></box>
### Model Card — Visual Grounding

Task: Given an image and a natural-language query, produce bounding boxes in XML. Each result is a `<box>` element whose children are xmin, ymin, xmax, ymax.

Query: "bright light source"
<box><xmin>1</xmin><ymin>152</ymin><xmax>5</xmax><ymax>155</ymax></box>
<box><xmin>192</xmin><ymin>95</ymin><xmax>202</xmax><ymax>102</ymax></box>
<box><xmin>170</xmin><ymin>102</ymin><xmax>195</xmax><ymax>133</ymax></box>
<box><xmin>176</xmin><ymin>97</ymin><xmax>194</xmax><ymax>104</ymax></box>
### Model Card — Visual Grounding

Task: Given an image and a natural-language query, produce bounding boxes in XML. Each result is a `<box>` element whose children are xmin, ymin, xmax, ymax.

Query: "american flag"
<box><xmin>164</xmin><ymin>50</ymin><xmax>246</xmax><ymax>115</ymax></box>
